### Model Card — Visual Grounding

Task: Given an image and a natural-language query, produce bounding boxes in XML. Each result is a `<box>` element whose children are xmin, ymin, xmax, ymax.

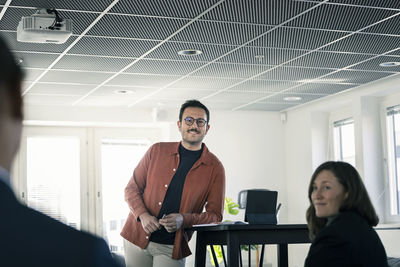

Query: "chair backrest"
<box><xmin>238</xmin><ymin>189</ymin><xmax>271</xmax><ymax>209</ymax></box>
<box><xmin>242</xmin><ymin>189</ymin><xmax>278</xmax><ymax>225</ymax></box>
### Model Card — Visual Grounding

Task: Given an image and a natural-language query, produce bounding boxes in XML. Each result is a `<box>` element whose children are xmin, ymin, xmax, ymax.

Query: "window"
<box><xmin>26</xmin><ymin>136</ymin><xmax>81</xmax><ymax>229</ymax></box>
<box><xmin>100</xmin><ymin>138</ymin><xmax>151</xmax><ymax>255</ymax></box>
<box><xmin>333</xmin><ymin>118</ymin><xmax>355</xmax><ymax>166</ymax></box>
<box><xmin>109</xmin><ymin>220</ymin><xmax>117</xmax><ymax>231</ymax></box>
<box><xmin>386</xmin><ymin>105</ymin><xmax>400</xmax><ymax>215</ymax></box>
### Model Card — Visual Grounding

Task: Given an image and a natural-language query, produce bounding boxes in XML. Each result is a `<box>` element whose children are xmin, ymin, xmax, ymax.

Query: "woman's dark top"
<box><xmin>305</xmin><ymin>211</ymin><xmax>388</xmax><ymax>267</ymax></box>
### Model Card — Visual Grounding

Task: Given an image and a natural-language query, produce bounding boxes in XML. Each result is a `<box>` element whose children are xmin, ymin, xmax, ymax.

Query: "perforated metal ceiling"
<box><xmin>1</xmin><ymin>0</ymin><xmax>399</xmax><ymax>111</ymax></box>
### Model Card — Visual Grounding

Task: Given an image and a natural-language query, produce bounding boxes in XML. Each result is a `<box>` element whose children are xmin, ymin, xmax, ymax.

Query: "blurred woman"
<box><xmin>304</xmin><ymin>161</ymin><xmax>388</xmax><ymax>267</ymax></box>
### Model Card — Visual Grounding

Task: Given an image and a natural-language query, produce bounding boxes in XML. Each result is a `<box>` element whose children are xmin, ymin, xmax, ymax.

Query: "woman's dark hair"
<box><xmin>0</xmin><ymin>36</ymin><xmax>24</xmax><ymax>119</ymax></box>
<box><xmin>179</xmin><ymin>99</ymin><xmax>210</xmax><ymax>123</ymax></box>
<box><xmin>306</xmin><ymin>161</ymin><xmax>379</xmax><ymax>239</ymax></box>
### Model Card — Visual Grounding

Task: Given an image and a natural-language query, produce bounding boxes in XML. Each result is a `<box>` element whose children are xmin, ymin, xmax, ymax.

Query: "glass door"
<box><xmin>94</xmin><ymin>128</ymin><xmax>161</xmax><ymax>255</ymax></box>
<box><xmin>18</xmin><ymin>126</ymin><xmax>89</xmax><ymax>230</ymax></box>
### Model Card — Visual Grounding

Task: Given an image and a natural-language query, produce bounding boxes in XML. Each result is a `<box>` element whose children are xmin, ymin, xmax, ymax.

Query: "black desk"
<box><xmin>192</xmin><ymin>224</ymin><xmax>310</xmax><ymax>267</ymax></box>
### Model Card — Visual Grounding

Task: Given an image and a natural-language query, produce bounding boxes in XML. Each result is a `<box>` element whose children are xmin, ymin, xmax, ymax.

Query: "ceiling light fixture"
<box><xmin>178</xmin><ymin>49</ymin><xmax>202</xmax><ymax>56</ymax></box>
<box><xmin>114</xmin><ymin>89</ymin><xmax>134</xmax><ymax>95</ymax></box>
<box><xmin>379</xmin><ymin>62</ymin><xmax>400</xmax><ymax>67</ymax></box>
<box><xmin>283</xmin><ymin>96</ymin><xmax>302</xmax><ymax>101</ymax></box>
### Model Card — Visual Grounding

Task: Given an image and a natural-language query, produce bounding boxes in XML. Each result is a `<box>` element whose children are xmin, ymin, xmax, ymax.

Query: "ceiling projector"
<box><xmin>17</xmin><ymin>8</ymin><xmax>72</xmax><ymax>44</ymax></box>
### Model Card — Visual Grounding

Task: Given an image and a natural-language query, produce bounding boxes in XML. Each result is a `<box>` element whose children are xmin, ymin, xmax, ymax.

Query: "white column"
<box><xmin>353</xmin><ymin>96</ymin><xmax>385</xmax><ymax>222</ymax></box>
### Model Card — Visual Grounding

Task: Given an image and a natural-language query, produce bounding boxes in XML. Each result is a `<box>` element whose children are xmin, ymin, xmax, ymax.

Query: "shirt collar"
<box><xmin>170</xmin><ymin>142</ymin><xmax>213</xmax><ymax>165</ymax></box>
<box><xmin>0</xmin><ymin>166</ymin><xmax>11</xmax><ymax>187</ymax></box>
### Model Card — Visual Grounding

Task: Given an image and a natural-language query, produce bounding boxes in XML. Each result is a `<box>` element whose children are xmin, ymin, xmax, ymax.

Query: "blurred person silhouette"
<box><xmin>304</xmin><ymin>161</ymin><xmax>388</xmax><ymax>267</ymax></box>
<box><xmin>0</xmin><ymin>36</ymin><xmax>119</xmax><ymax>267</ymax></box>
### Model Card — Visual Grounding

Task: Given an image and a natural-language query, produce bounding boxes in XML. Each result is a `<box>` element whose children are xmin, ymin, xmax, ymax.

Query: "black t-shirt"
<box><xmin>150</xmin><ymin>144</ymin><xmax>203</xmax><ymax>244</ymax></box>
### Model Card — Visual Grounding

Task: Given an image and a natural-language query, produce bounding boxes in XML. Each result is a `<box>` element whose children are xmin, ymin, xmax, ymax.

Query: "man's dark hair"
<box><xmin>0</xmin><ymin>36</ymin><xmax>24</xmax><ymax>119</ymax></box>
<box><xmin>179</xmin><ymin>99</ymin><xmax>210</xmax><ymax>123</ymax></box>
<box><xmin>306</xmin><ymin>161</ymin><xmax>379</xmax><ymax>240</ymax></box>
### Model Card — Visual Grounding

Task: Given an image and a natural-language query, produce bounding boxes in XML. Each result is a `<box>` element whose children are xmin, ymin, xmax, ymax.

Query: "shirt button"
<box><xmin>164</xmin><ymin>184</ymin><xmax>168</xmax><ymax>188</ymax></box>
<box><xmin>146</xmin><ymin>236</ymin><xmax>149</xmax><ymax>239</ymax></box>
<box><xmin>173</xmin><ymin>168</ymin><xmax>176</xmax><ymax>171</ymax></box>
<box><xmin>158</xmin><ymin>202</ymin><xmax>162</xmax><ymax>205</ymax></box>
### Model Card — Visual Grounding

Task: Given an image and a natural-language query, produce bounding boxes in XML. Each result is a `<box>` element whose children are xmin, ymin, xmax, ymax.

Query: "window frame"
<box><xmin>328</xmin><ymin>107</ymin><xmax>354</xmax><ymax>161</ymax></box>
<box><xmin>333</xmin><ymin>117</ymin><xmax>355</xmax><ymax>166</ymax></box>
<box><xmin>381</xmin><ymin>94</ymin><xmax>400</xmax><ymax>223</ymax></box>
<box><xmin>93</xmin><ymin>127</ymin><xmax>162</xmax><ymax>237</ymax></box>
<box><xmin>14</xmin><ymin>126</ymin><xmax>90</xmax><ymax>231</ymax></box>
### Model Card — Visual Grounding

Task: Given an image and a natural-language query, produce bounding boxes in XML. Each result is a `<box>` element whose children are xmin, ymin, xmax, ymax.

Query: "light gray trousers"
<box><xmin>123</xmin><ymin>239</ymin><xmax>185</xmax><ymax>267</ymax></box>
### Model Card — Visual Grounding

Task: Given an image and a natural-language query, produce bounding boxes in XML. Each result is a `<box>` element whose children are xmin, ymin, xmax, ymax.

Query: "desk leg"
<box><xmin>227</xmin><ymin>232</ymin><xmax>240</xmax><ymax>267</ymax></box>
<box><xmin>195</xmin><ymin>233</ymin><xmax>206</xmax><ymax>267</ymax></box>
<box><xmin>277</xmin><ymin>244</ymin><xmax>288</xmax><ymax>267</ymax></box>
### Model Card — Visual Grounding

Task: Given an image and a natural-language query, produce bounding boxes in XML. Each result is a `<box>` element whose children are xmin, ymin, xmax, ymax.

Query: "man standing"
<box><xmin>0</xmin><ymin>36</ymin><xmax>119</xmax><ymax>266</ymax></box>
<box><xmin>121</xmin><ymin>100</ymin><xmax>226</xmax><ymax>267</ymax></box>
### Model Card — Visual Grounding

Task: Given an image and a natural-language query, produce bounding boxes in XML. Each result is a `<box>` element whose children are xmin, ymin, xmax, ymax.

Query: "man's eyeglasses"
<box><xmin>183</xmin><ymin>117</ymin><xmax>207</xmax><ymax>127</ymax></box>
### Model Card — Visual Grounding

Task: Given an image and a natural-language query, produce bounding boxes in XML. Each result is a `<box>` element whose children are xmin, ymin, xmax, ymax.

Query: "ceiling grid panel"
<box><xmin>87</xmin><ymin>14</ymin><xmax>189</xmax><ymax>40</ymax></box>
<box><xmin>170</xmin><ymin>20</ymin><xmax>272</xmax><ymax>46</ymax></box>
<box><xmin>286</xmin><ymin>3</ymin><xmax>398</xmax><ymax>31</ymax></box>
<box><xmin>68</xmin><ymin>36</ymin><xmax>161</xmax><ymax>58</ymax></box>
<box><xmin>124</xmin><ymin>59</ymin><xmax>207</xmax><ymax>76</ymax></box>
<box><xmin>109</xmin><ymin>0</ymin><xmax>221</xmax><ymax>19</ymax></box>
<box><xmin>326</xmin><ymin>0</ymin><xmax>400</xmax><ymax>9</ymax></box>
<box><xmin>249</xmin><ymin>27</ymin><xmax>349</xmax><ymax>50</ymax></box>
<box><xmin>10</xmin><ymin>0</ymin><xmax>116</xmax><ymax>12</ymax></box>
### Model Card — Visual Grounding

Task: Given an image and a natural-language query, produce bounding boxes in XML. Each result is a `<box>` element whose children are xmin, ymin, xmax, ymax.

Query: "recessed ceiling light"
<box><xmin>283</xmin><ymin>96</ymin><xmax>302</xmax><ymax>101</ymax></box>
<box><xmin>178</xmin><ymin>49</ymin><xmax>202</xmax><ymax>56</ymax></box>
<box><xmin>114</xmin><ymin>89</ymin><xmax>134</xmax><ymax>95</ymax></box>
<box><xmin>379</xmin><ymin>62</ymin><xmax>400</xmax><ymax>67</ymax></box>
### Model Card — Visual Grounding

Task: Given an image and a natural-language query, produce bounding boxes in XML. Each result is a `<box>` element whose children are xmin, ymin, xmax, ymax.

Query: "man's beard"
<box><xmin>183</xmin><ymin>129</ymin><xmax>204</xmax><ymax>146</ymax></box>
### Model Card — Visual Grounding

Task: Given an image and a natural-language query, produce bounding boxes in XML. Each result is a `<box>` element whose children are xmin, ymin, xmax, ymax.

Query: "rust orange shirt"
<box><xmin>120</xmin><ymin>142</ymin><xmax>225</xmax><ymax>259</ymax></box>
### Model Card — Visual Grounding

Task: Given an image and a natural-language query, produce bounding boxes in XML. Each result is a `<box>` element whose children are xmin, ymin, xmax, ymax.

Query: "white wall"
<box><xmin>207</xmin><ymin>111</ymin><xmax>287</xmax><ymax>222</ymax></box>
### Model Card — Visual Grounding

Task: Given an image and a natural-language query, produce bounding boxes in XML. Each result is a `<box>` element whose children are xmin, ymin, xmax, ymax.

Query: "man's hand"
<box><xmin>159</xmin><ymin>213</ymin><xmax>183</xmax><ymax>233</ymax></box>
<box><xmin>139</xmin><ymin>212</ymin><xmax>161</xmax><ymax>234</ymax></box>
